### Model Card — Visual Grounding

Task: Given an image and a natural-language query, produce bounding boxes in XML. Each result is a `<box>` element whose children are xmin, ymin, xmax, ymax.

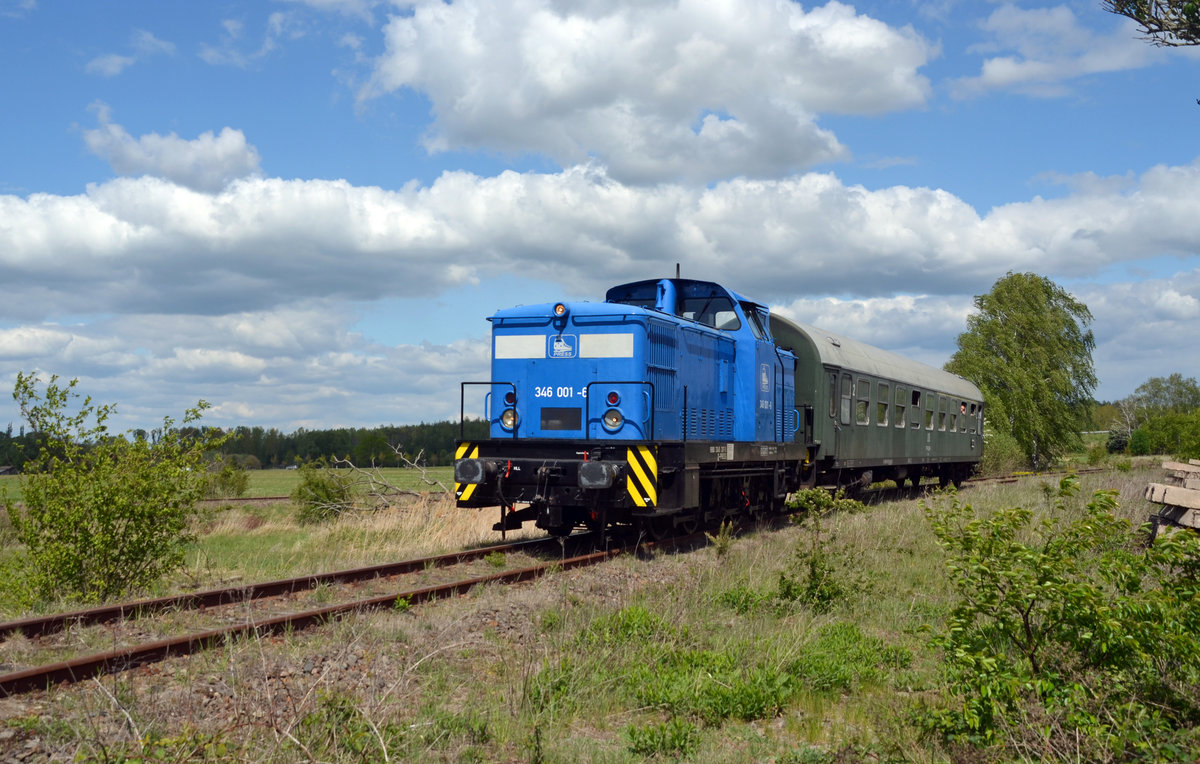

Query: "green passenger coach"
<box><xmin>770</xmin><ymin>313</ymin><xmax>983</xmax><ymax>489</ymax></box>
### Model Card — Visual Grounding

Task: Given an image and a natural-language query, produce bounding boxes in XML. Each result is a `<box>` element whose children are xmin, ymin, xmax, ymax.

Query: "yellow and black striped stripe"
<box><xmin>625</xmin><ymin>445</ymin><xmax>657</xmax><ymax>507</ymax></box>
<box><xmin>455</xmin><ymin>442</ymin><xmax>479</xmax><ymax>502</ymax></box>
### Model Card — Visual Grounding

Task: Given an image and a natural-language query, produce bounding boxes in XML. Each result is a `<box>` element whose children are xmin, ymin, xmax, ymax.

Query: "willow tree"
<box><xmin>946</xmin><ymin>273</ymin><xmax>1097</xmax><ymax>469</ymax></box>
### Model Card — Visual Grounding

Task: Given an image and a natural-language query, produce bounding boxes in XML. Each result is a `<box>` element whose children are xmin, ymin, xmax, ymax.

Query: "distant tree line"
<box><xmin>1099</xmin><ymin>373</ymin><xmax>1200</xmax><ymax>459</ymax></box>
<box><xmin>0</xmin><ymin>419</ymin><xmax>488</xmax><ymax>472</ymax></box>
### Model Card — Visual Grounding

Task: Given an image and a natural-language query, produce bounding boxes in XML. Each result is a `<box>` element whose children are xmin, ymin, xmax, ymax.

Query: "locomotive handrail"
<box><xmin>460</xmin><ymin>381</ymin><xmax>518</xmax><ymax>440</ymax></box>
<box><xmin>584</xmin><ymin>380</ymin><xmax>655</xmax><ymax>441</ymax></box>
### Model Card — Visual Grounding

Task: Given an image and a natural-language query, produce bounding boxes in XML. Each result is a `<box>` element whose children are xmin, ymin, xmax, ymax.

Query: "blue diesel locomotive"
<box><xmin>454</xmin><ymin>277</ymin><xmax>984</xmax><ymax>536</ymax></box>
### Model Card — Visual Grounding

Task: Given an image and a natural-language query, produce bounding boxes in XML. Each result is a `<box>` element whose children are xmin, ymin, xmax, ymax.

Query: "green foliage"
<box><xmin>290</xmin><ymin>460</ymin><xmax>357</xmax><ymax>523</ymax></box>
<box><xmin>1129</xmin><ymin>427</ymin><xmax>1152</xmax><ymax>456</ymax></box>
<box><xmin>626</xmin><ymin>717</ymin><xmax>700</xmax><ymax>758</ymax></box>
<box><xmin>203</xmin><ymin>456</ymin><xmax>250</xmax><ymax>499</ymax></box>
<box><xmin>922</xmin><ymin>476</ymin><xmax>1200</xmax><ymax>757</ymax></box>
<box><xmin>980</xmin><ymin>425</ymin><xmax>1029</xmax><ymax>475</ymax></box>
<box><xmin>3</xmin><ymin>373</ymin><xmax>227</xmax><ymax>602</ymax></box>
<box><xmin>1104</xmin><ymin>2</ymin><xmax>1200</xmax><ymax>49</ymax></box>
<box><xmin>946</xmin><ymin>272</ymin><xmax>1096</xmax><ymax>469</ymax></box>
<box><xmin>788</xmin><ymin>487</ymin><xmax>866</xmax><ymax>515</ymax></box>
<box><xmin>1141</xmin><ymin>411</ymin><xmax>1200</xmax><ymax>459</ymax></box>
<box><xmin>789</xmin><ymin>622</ymin><xmax>911</xmax><ymax>692</ymax></box>
<box><xmin>581</xmin><ymin>604</ymin><xmax>675</xmax><ymax>646</ymax></box>
<box><xmin>717</xmin><ymin>582</ymin><xmax>770</xmax><ymax>614</ymax></box>
<box><xmin>630</xmin><ymin>648</ymin><xmax>794</xmax><ymax>724</ymax></box>
<box><xmin>484</xmin><ymin>550</ymin><xmax>507</xmax><ymax>568</ymax></box>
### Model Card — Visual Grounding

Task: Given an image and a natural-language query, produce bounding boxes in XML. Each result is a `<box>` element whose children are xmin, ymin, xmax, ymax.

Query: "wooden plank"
<box><xmin>1146</xmin><ymin>482</ymin><xmax>1200</xmax><ymax>510</ymax></box>
<box><xmin>1190</xmin><ymin>459</ymin><xmax>1200</xmax><ymax>467</ymax></box>
<box><xmin>1186</xmin><ymin>478</ymin><xmax>1200</xmax><ymax>492</ymax></box>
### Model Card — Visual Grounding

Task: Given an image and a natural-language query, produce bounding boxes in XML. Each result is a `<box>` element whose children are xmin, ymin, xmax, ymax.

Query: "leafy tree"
<box><xmin>2</xmin><ymin>373</ymin><xmax>228</xmax><ymax>602</ymax></box>
<box><xmin>1104</xmin><ymin>0</ymin><xmax>1200</xmax><ymax>46</ymax></box>
<box><xmin>946</xmin><ymin>272</ymin><xmax>1097</xmax><ymax>469</ymax></box>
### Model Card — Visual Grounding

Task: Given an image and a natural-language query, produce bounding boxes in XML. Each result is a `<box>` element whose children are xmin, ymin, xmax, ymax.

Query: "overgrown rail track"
<box><xmin>0</xmin><ymin>534</ymin><xmax>644</xmax><ymax>697</ymax></box>
<box><xmin>0</xmin><ymin>468</ymin><xmax>1102</xmax><ymax>697</ymax></box>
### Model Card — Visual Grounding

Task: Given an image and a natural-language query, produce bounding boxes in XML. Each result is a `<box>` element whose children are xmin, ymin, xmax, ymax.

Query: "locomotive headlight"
<box><xmin>602</xmin><ymin>408</ymin><xmax>623</xmax><ymax>431</ymax></box>
<box><xmin>553</xmin><ymin>303</ymin><xmax>568</xmax><ymax>318</ymax></box>
<box><xmin>501</xmin><ymin>408</ymin><xmax>519</xmax><ymax>430</ymax></box>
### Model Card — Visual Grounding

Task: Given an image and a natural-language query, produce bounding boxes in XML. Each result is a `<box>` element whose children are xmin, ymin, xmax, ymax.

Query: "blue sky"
<box><xmin>1</xmin><ymin>0</ymin><xmax>1198</xmax><ymax>431</ymax></box>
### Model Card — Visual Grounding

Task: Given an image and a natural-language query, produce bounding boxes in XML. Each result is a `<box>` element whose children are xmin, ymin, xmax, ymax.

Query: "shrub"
<box><xmin>204</xmin><ymin>457</ymin><xmax>249</xmax><ymax>499</ymax></box>
<box><xmin>1128</xmin><ymin>428</ymin><xmax>1151</xmax><ymax>456</ymax></box>
<box><xmin>922</xmin><ymin>477</ymin><xmax>1200</xmax><ymax>757</ymax></box>
<box><xmin>979</xmin><ymin>427</ymin><xmax>1028</xmax><ymax>475</ymax></box>
<box><xmin>291</xmin><ymin>460</ymin><xmax>357</xmax><ymax>523</ymax></box>
<box><xmin>2</xmin><ymin>373</ymin><xmax>227</xmax><ymax>602</ymax></box>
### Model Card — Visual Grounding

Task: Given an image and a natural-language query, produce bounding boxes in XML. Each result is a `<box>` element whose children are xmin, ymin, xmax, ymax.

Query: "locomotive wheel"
<box><xmin>676</xmin><ymin>508</ymin><xmax>702</xmax><ymax>536</ymax></box>
<box><xmin>641</xmin><ymin>515</ymin><xmax>674</xmax><ymax>541</ymax></box>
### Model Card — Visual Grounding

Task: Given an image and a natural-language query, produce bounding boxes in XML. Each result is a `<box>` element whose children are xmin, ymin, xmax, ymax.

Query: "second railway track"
<box><xmin>0</xmin><ymin>533</ymin><xmax>646</xmax><ymax>697</ymax></box>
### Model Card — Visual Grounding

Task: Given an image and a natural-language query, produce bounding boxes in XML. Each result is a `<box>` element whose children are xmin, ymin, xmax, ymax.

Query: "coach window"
<box><xmin>925</xmin><ymin>393</ymin><xmax>935</xmax><ymax>430</ymax></box>
<box><xmin>829</xmin><ymin>373</ymin><xmax>838</xmax><ymax>418</ymax></box>
<box><xmin>938</xmin><ymin>396</ymin><xmax>948</xmax><ymax>431</ymax></box>
<box><xmin>876</xmin><ymin>382</ymin><xmax>889</xmax><ymax>426</ymax></box>
<box><xmin>968</xmin><ymin>403</ymin><xmax>978</xmax><ymax>433</ymax></box>
<box><xmin>911</xmin><ymin>390</ymin><xmax>923</xmax><ymax>429</ymax></box>
<box><xmin>840</xmin><ymin>373</ymin><xmax>853</xmax><ymax>425</ymax></box>
<box><xmin>895</xmin><ymin>386</ymin><xmax>906</xmax><ymax>428</ymax></box>
<box><xmin>855</xmin><ymin>378</ymin><xmax>871</xmax><ymax>425</ymax></box>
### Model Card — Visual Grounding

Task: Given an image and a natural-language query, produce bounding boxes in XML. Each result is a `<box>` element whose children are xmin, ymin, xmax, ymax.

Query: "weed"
<box><xmin>393</xmin><ymin>594</ymin><xmax>412</xmax><ymax>612</ymax></box>
<box><xmin>705</xmin><ymin>520</ymin><xmax>735</xmax><ymax>556</ymax></box>
<box><xmin>717</xmin><ymin>583</ymin><xmax>770</xmax><ymax>614</ymax></box>
<box><xmin>789</xmin><ymin>622</ymin><xmax>910</xmax><ymax>692</ymax></box>
<box><xmin>292</xmin><ymin>690</ymin><xmax>402</xmax><ymax>760</ymax></box>
<box><xmin>626</xmin><ymin>717</ymin><xmax>700</xmax><ymax>757</ymax></box>
<box><xmin>484</xmin><ymin>550</ymin><xmax>507</xmax><ymax>568</ymax></box>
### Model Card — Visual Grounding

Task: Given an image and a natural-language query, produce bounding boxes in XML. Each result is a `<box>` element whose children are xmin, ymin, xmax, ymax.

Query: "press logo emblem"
<box><xmin>760</xmin><ymin>363</ymin><xmax>771</xmax><ymax>393</ymax></box>
<box><xmin>549</xmin><ymin>334</ymin><xmax>577</xmax><ymax>358</ymax></box>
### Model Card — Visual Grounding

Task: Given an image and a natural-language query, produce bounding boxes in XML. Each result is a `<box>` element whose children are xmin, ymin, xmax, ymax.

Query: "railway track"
<box><xmin>0</xmin><ymin>533</ymin><xmax>648</xmax><ymax>697</ymax></box>
<box><xmin>0</xmin><ymin>467</ymin><xmax>1105</xmax><ymax>697</ymax></box>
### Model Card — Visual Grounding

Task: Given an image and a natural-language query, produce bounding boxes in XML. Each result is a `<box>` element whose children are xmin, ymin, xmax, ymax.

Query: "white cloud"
<box><xmin>199</xmin><ymin>12</ymin><xmax>303</xmax><ymax>67</ymax></box>
<box><xmin>362</xmin><ymin>0</ymin><xmax>934</xmax><ymax>184</ymax></box>
<box><xmin>952</xmin><ymin>4</ymin><xmax>1152</xmax><ymax>98</ymax></box>
<box><xmin>82</xmin><ymin>106</ymin><xmax>262</xmax><ymax>192</ymax></box>
<box><xmin>85</xmin><ymin>29</ymin><xmax>175</xmax><ymax>77</ymax></box>
<box><xmin>85</xmin><ymin>53</ymin><xmax>135</xmax><ymax>76</ymax></box>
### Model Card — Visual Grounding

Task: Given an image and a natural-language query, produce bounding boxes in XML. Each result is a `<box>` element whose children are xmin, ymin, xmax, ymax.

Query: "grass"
<box><xmin>0</xmin><ymin>460</ymin><xmax>1183</xmax><ymax>762</ymax></box>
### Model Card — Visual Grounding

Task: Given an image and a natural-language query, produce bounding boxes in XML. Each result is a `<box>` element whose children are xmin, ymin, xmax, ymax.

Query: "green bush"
<box><xmin>1129</xmin><ymin>428</ymin><xmax>1151</xmax><ymax>456</ymax></box>
<box><xmin>979</xmin><ymin>427</ymin><xmax>1028</xmax><ymax>475</ymax></box>
<box><xmin>291</xmin><ymin>461</ymin><xmax>357</xmax><ymax>523</ymax></box>
<box><xmin>204</xmin><ymin>457</ymin><xmax>249</xmax><ymax>499</ymax></box>
<box><xmin>922</xmin><ymin>476</ymin><xmax>1200</xmax><ymax>757</ymax></box>
<box><xmin>2</xmin><ymin>373</ymin><xmax>227</xmax><ymax>603</ymax></box>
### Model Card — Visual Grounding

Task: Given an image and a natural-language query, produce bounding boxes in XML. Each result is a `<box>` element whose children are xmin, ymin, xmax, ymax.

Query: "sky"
<box><xmin>1</xmin><ymin>0</ymin><xmax>1198</xmax><ymax>433</ymax></box>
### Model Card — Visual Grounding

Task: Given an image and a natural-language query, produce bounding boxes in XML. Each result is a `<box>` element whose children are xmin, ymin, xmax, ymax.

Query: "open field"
<box><xmin>0</xmin><ymin>465</ymin><xmax>455</xmax><ymax>506</ymax></box>
<box><xmin>2</xmin><ymin>459</ymin><xmax>1185</xmax><ymax>762</ymax></box>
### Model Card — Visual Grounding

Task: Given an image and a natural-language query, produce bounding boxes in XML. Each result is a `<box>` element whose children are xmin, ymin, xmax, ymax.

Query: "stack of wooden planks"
<box><xmin>1145</xmin><ymin>460</ymin><xmax>1200</xmax><ymax>533</ymax></box>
